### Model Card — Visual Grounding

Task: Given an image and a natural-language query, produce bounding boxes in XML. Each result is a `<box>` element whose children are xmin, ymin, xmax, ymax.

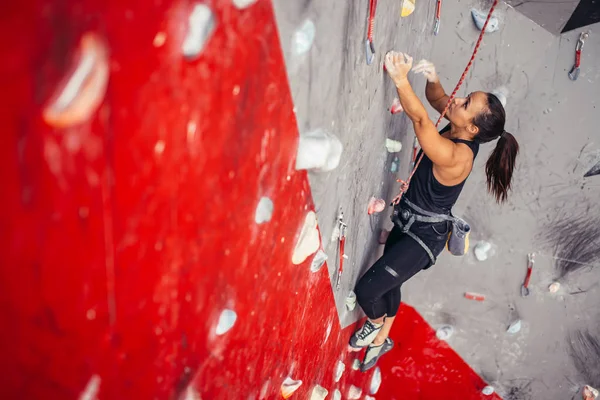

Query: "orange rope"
<box><xmin>391</xmin><ymin>0</ymin><xmax>499</xmax><ymax>206</ymax></box>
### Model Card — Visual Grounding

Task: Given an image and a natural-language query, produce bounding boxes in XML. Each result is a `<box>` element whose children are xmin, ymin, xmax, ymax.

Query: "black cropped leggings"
<box><xmin>355</xmin><ymin>222</ymin><xmax>448</xmax><ymax>319</ymax></box>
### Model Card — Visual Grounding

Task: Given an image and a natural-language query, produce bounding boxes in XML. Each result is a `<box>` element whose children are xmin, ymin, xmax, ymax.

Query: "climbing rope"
<box><xmin>391</xmin><ymin>0</ymin><xmax>499</xmax><ymax>206</ymax></box>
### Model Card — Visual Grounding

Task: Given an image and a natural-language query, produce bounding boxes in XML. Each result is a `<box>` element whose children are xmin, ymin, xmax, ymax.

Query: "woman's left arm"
<box><xmin>385</xmin><ymin>52</ymin><xmax>457</xmax><ymax>168</ymax></box>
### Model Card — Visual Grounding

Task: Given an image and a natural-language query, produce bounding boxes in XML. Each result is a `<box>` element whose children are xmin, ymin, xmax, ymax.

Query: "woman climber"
<box><xmin>349</xmin><ymin>51</ymin><xmax>519</xmax><ymax>371</ymax></box>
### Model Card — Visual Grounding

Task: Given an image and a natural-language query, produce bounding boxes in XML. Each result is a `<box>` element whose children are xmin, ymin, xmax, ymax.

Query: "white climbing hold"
<box><xmin>348</xmin><ymin>385</ymin><xmax>362</xmax><ymax>399</ymax></box>
<box><xmin>345</xmin><ymin>291</ymin><xmax>357</xmax><ymax>311</ymax></box>
<box><xmin>255</xmin><ymin>197</ymin><xmax>274</xmax><ymax>224</ymax></box>
<box><xmin>310</xmin><ymin>250</ymin><xmax>328</xmax><ymax>272</ymax></box>
<box><xmin>215</xmin><ymin>309</ymin><xmax>237</xmax><ymax>335</ymax></box>
<box><xmin>474</xmin><ymin>241</ymin><xmax>492</xmax><ymax>261</ymax></box>
<box><xmin>232</xmin><ymin>0</ymin><xmax>258</xmax><ymax>9</ymax></box>
<box><xmin>292</xmin><ymin>211</ymin><xmax>320</xmax><ymax>265</ymax></box>
<box><xmin>292</xmin><ymin>19</ymin><xmax>316</xmax><ymax>56</ymax></box>
<box><xmin>334</xmin><ymin>360</ymin><xmax>345</xmax><ymax>383</ymax></box>
<box><xmin>386</xmin><ymin>138</ymin><xmax>402</xmax><ymax>153</ymax></box>
<box><xmin>295</xmin><ymin>129</ymin><xmax>343</xmax><ymax>171</ymax></box>
<box><xmin>549</xmin><ymin>282</ymin><xmax>561</xmax><ymax>293</ymax></box>
<box><xmin>436</xmin><ymin>325</ymin><xmax>454</xmax><ymax>341</ymax></box>
<box><xmin>351</xmin><ymin>358</ymin><xmax>361</xmax><ymax>370</ymax></box>
<box><xmin>182</xmin><ymin>4</ymin><xmax>216</xmax><ymax>60</ymax></box>
<box><xmin>368</xmin><ymin>197</ymin><xmax>386</xmax><ymax>215</ymax></box>
<box><xmin>43</xmin><ymin>33</ymin><xmax>109</xmax><ymax>128</ymax></box>
<box><xmin>310</xmin><ymin>385</ymin><xmax>329</xmax><ymax>400</ymax></box>
<box><xmin>370</xmin><ymin>366</ymin><xmax>382</xmax><ymax>394</ymax></box>
<box><xmin>490</xmin><ymin>86</ymin><xmax>508</xmax><ymax>107</ymax></box>
<box><xmin>333</xmin><ymin>389</ymin><xmax>342</xmax><ymax>400</ymax></box>
<box><xmin>259</xmin><ymin>380</ymin><xmax>271</xmax><ymax>399</ymax></box>
<box><xmin>482</xmin><ymin>386</ymin><xmax>495</xmax><ymax>395</ymax></box>
<box><xmin>79</xmin><ymin>374</ymin><xmax>101</xmax><ymax>400</ymax></box>
<box><xmin>471</xmin><ymin>9</ymin><xmax>499</xmax><ymax>33</ymax></box>
<box><xmin>281</xmin><ymin>377</ymin><xmax>303</xmax><ymax>399</ymax></box>
<box><xmin>365</xmin><ymin>397</ymin><xmax>376</xmax><ymax>400</ymax></box>
<box><xmin>507</xmin><ymin>319</ymin><xmax>522</xmax><ymax>335</ymax></box>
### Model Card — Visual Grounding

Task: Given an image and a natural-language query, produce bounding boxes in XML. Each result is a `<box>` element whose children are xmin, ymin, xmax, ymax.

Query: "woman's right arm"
<box><xmin>413</xmin><ymin>60</ymin><xmax>449</xmax><ymax>116</ymax></box>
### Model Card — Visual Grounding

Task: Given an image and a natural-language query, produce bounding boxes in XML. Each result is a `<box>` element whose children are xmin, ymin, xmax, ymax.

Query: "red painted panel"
<box><xmin>0</xmin><ymin>0</ymin><xmax>501</xmax><ymax>399</ymax></box>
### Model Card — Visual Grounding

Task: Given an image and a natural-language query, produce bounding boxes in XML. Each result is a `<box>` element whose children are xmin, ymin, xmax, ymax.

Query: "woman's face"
<box><xmin>447</xmin><ymin>91</ymin><xmax>488</xmax><ymax>136</ymax></box>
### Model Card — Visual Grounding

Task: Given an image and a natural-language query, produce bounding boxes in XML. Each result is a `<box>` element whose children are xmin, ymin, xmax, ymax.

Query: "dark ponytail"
<box><xmin>473</xmin><ymin>93</ymin><xmax>519</xmax><ymax>203</ymax></box>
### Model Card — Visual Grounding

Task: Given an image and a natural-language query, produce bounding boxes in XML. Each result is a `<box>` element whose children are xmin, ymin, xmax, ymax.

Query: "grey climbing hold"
<box><xmin>370</xmin><ymin>366</ymin><xmax>382</xmax><ymax>394</ymax></box>
<box><xmin>216</xmin><ymin>309</ymin><xmax>237</xmax><ymax>335</ymax></box>
<box><xmin>507</xmin><ymin>319</ymin><xmax>522</xmax><ymax>334</ymax></box>
<box><xmin>351</xmin><ymin>358</ymin><xmax>361</xmax><ymax>370</ymax></box>
<box><xmin>310</xmin><ymin>250</ymin><xmax>328</xmax><ymax>272</ymax></box>
<box><xmin>182</xmin><ymin>4</ymin><xmax>216</xmax><ymax>60</ymax></box>
<box><xmin>292</xmin><ymin>20</ymin><xmax>316</xmax><ymax>56</ymax></box>
<box><xmin>471</xmin><ymin>9</ymin><xmax>499</xmax><ymax>33</ymax></box>
<box><xmin>255</xmin><ymin>197</ymin><xmax>274</xmax><ymax>224</ymax></box>
<box><xmin>333</xmin><ymin>389</ymin><xmax>342</xmax><ymax>400</ymax></box>
<box><xmin>436</xmin><ymin>325</ymin><xmax>454</xmax><ymax>341</ymax></box>
<box><xmin>474</xmin><ymin>241</ymin><xmax>492</xmax><ymax>261</ymax></box>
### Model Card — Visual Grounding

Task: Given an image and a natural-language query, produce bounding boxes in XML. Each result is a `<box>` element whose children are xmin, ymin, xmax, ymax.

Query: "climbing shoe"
<box><xmin>348</xmin><ymin>319</ymin><xmax>383</xmax><ymax>351</ymax></box>
<box><xmin>360</xmin><ymin>337</ymin><xmax>394</xmax><ymax>372</ymax></box>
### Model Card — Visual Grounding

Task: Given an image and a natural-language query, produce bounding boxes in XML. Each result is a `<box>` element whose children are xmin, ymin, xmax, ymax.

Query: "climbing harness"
<box><xmin>389</xmin><ymin>0</ymin><xmax>498</xmax><ymax>260</ymax></box>
<box><xmin>568</xmin><ymin>31</ymin><xmax>589</xmax><ymax>81</ymax></box>
<box><xmin>433</xmin><ymin>0</ymin><xmax>442</xmax><ymax>35</ymax></box>
<box><xmin>391</xmin><ymin>198</ymin><xmax>470</xmax><ymax>265</ymax></box>
<box><xmin>365</xmin><ymin>0</ymin><xmax>378</xmax><ymax>65</ymax></box>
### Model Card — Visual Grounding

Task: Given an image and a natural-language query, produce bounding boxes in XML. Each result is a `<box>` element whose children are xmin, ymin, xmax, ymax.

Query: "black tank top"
<box><xmin>404</xmin><ymin>125</ymin><xmax>479</xmax><ymax>213</ymax></box>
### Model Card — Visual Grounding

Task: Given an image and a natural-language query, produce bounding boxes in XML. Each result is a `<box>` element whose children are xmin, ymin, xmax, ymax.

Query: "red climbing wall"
<box><xmin>0</xmin><ymin>0</ymin><xmax>501</xmax><ymax>398</ymax></box>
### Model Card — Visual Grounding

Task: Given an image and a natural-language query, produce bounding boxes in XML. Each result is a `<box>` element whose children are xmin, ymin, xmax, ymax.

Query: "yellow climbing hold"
<box><xmin>401</xmin><ymin>0</ymin><xmax>415</xmax><ymax>17</ymax></box>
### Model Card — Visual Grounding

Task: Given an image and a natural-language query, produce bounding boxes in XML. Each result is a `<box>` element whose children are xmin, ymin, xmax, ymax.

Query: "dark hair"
<box><xmin>472</xmin><ymin>93</ymin><xmax>519</xmax><ymax>203</ymax></box>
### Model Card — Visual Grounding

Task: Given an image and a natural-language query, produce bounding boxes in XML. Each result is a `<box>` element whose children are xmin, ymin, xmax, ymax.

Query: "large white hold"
<box><xmin>296</xmin><ymin>129</ymin><xmax>343</xmax><ymax>171</ymax></box>
<box><xmin>182</xmin><ymin>4</ymin><xmax>216</xmax><ymax>60</ymax></box>
<box><xmin>292</xmin><ymin>211</ymin><xmax>320</xmax><ymax>265</ymax></box>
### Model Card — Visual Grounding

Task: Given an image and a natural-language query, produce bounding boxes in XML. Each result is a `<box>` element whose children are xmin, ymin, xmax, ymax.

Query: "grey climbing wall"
<box><xmin>274</xmin><ymin>0</ymin><xmax>600</xmax><ymax>397</ymax></box>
